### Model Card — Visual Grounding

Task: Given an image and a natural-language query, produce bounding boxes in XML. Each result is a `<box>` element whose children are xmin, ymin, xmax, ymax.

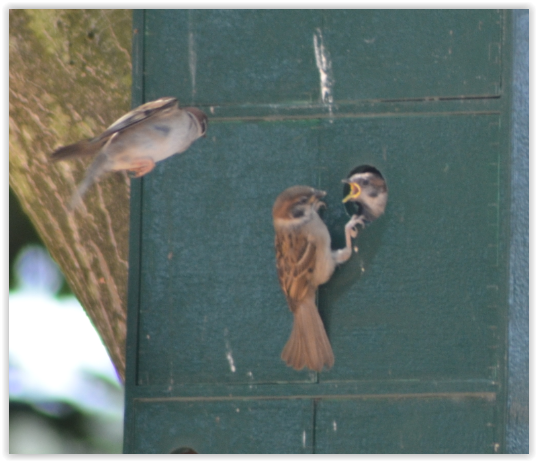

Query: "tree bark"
<box><xmin>9</xmin><ymin>9</ymin><xmax>133</xmax><ymax>381</ymax></box>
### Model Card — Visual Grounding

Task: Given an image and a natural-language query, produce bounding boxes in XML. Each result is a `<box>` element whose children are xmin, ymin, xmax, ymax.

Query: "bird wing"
<box><xmin>275</xmin><ymin>230</ymin><xmax>317</xmax><ymax>311</ymax></box>
<box><xmin>50</xmin><ymin>138</ymin><xmax>106</xmax><ymax>161</ymax></box>
<box><xmin>95</xmin><ymin>97</ymin><xmax>179</xmax><ymax>141</ymax></box>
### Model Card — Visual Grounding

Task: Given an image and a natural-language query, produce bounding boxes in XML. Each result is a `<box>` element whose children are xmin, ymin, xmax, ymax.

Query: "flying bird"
<box><xmin>50</xmin><ymin>97</ymin><xmax>208</xmax><ymax>210</ymax></box>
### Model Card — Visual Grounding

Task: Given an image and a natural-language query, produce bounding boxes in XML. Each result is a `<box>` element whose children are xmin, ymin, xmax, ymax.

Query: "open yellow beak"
<box><xmin>342</xmin><ymin>182</ymin><xmax>361</xmax><ymax>203</ymax></box>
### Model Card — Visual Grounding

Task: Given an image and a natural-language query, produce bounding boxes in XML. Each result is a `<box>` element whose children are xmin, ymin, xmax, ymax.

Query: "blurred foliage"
<box><xmin>10</xmin><ymin>402</ymin><xmax>123</xmax><ymax>454</ymax></box>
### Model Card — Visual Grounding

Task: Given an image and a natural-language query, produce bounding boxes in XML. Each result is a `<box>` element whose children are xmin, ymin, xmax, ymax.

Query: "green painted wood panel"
<box><xmin>315</xmin><ymin>396</ymin><xmax>497</xmax><ymax>453</ymax></box>
<box><xmin>317</xmin><ymin>114</ymin><xmax>502</xmax><ymax>382</ymax></box>
<box><xmin>142</xmin><ymin>9</ymin><xmax>502</xmax><ymax>106</ymax></box>
<box><xmin>322</xmin><ymin>9</ymin><xmax>502</xmax><ymax>101</ymax></box>
<box><xmin>136</xmin><ymin>114</ymin><xmax>502</xmax><ymax>385</ymax></box>
<box><xmin>137</xmin><ymin>120</ymin><xmax>322</xmax><ymax>385</ymax></box>
<box><xmin>125</xmin><ymin>9</ymin><xmax>516</xmax><ymax>453</ymax></box>
<box><xmin>132</xmin><ymin>399</ymin><xmax>313</xmax><ymax>453</ymax></box>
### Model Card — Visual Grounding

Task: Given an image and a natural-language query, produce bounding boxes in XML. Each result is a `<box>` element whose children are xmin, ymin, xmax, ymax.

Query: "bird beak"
<box><xmin>342</xmin><ymin>181</ymin><xmax>361</xmax><ymax>203</ymax></box>
<box><xmin>312</xmin><ymin>189</ymin><xmax>327</xmax><ymax>209</ymax></box>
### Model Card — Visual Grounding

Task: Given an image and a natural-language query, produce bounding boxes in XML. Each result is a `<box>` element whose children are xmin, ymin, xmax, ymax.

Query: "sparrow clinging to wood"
<box><xmin>273</xmin><ymin>185</ymin><xmax>363</xmax><ymax>372</ymax></box>
<box><xmin>50</xmin><ymin>97</ymin><xmax>208</xmax><ymax>210</ymax></box>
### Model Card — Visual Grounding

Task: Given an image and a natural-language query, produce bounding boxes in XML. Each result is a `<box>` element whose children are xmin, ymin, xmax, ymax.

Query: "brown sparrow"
<box><xmin>273</xmin><ymin>185</ymin><xmax>362</xmax><ymax>372</ymax></box>
<box><xmin>50</xmin><ymin>97</ymin><xmax>208</xmax><ymax>210</ymax></box>
<box><xmin>342</xmin><ymin>167</ymin><xmax>388</xmax><ymax>227</ymax></box>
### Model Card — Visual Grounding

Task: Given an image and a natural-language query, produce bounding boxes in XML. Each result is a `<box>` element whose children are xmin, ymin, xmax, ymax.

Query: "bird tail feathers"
<box><xmin>281</xmin><ymin>298</ymin><xmax>334</xmax><ymax>372</ymax></box>
<box><xmin>68</xmin><ymin>153</ymin><xmax>109</xmax><ymax>211</ymax></box>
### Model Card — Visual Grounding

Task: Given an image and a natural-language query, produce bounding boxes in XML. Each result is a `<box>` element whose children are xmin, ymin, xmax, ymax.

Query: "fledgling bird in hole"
<box><xmin>273</xmin><ymin>186</ymin><xmax>363</xmax><ymax>372</ymax></box>
<box><xmin>50</xmin><ymin>97</ymin><xmax>208</xmax><ymax>210</ymax></box>
<box><xmin>342</xmin><ymin>167</ymin><xmax>388</xmax><ymax>228</ymax></box>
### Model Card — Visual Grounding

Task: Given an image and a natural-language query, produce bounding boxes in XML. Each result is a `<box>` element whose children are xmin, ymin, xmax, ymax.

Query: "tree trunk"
<box><xmin>9</xmin><ymin>9</ymin><xmax>133</xmax><ymax>381</ymax></box>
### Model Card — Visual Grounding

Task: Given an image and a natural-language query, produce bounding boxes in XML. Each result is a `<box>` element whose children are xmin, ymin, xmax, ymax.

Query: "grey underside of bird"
<box><xmin>281</xmin><ymin>296</ymin><xmax>334</xmax><ymax>372</ymax></box>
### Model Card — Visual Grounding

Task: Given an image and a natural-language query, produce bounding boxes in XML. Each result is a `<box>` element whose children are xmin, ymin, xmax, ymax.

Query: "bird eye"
<box><xmin>290</xmin><ymin>204</ymin><xmax>306</xmax><ymax>218</ymax></box>
<box><xmin>362</xmin><ymin>179</ymin><xmax>370</xmax><ymax>186</ymax></box>
<box><xmin>200</xmin><ymin>119</ymin><xmax>207</xmax><ymax>135</ymax></box>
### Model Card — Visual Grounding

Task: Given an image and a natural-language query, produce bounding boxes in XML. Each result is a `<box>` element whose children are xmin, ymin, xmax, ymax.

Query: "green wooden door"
<box><xmin>124</xmin><ymin>10</ymin><xmax>518</xmax><ymax>453</ymax></box>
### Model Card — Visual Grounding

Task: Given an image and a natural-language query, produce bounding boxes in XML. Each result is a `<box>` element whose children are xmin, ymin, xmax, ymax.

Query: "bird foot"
<box><xmin>128</xmin><ymin>158</ymin><xmax>155</xmax><ymax>178</ymax></box>
<box><xmin>345</xmin><ymin>214</ymin><xmax>365</xmax><ymax>239</ymax></box>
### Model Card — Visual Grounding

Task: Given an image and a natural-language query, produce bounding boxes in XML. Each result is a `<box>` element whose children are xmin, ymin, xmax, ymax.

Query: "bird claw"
<box><xmin>128</xmin><ymin>158</ymin><xmax>155</xmax><ymax>178</ymax></box>
<box><xmin>345</xmin><ymin>215</ymin><xmax>365</xmax><ymax>239</ymax></box>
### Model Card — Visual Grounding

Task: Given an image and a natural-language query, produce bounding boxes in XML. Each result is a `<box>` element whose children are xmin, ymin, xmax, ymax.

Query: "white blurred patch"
<box><xmin>9</xmin><ymin>246</ymin><xmax>122</xmax><ymax>417</ymax></box>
